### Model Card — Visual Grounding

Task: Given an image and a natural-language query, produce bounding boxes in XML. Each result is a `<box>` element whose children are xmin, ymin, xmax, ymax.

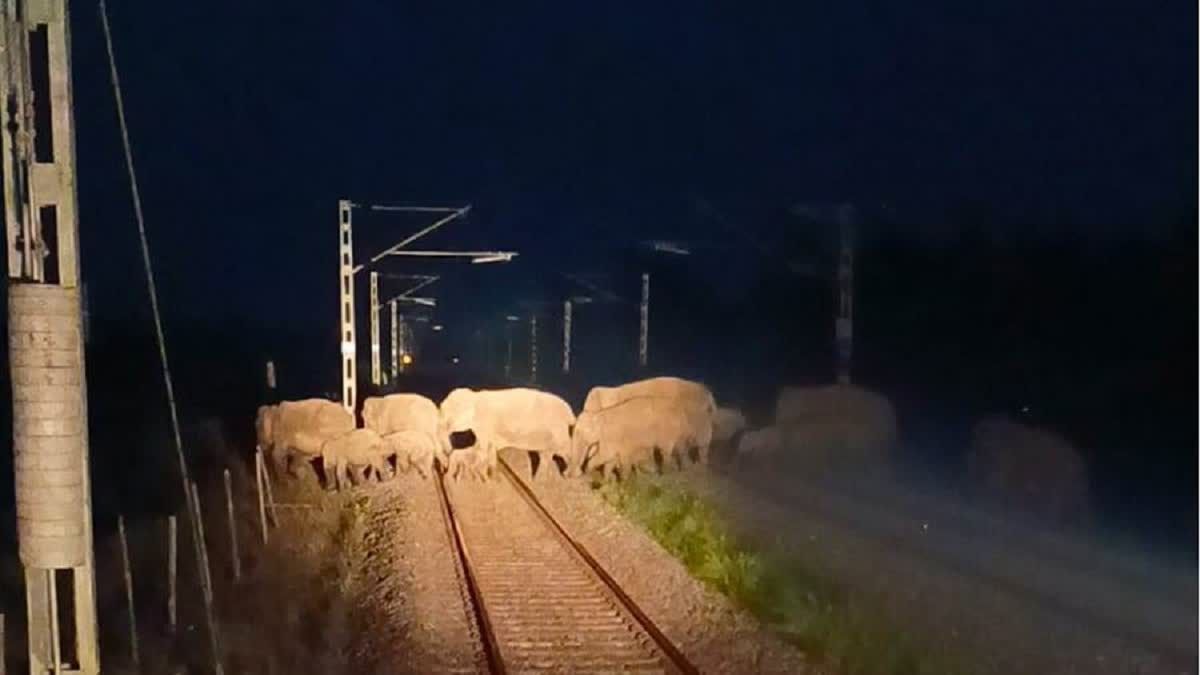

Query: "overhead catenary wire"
<box><xmin>377</xmin><ymin>272</ymin><xmax>439</xmax><ymax>281</ymax></box>
<box><xmin>368</xmin><ymin>204</ymin><xmax>466</xmax><ymax>213</ymax></box>
<box><xmin>358</xmin><ymin>206</ymin><xmax>473</xmax><ymax>270</ymax></box>
<box><xmin>98</xmin><ymin>2</ymin><xmax>224</xmax><ymax>673</ymax></box>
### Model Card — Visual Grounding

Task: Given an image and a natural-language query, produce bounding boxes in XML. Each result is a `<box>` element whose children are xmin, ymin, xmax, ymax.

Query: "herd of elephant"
<box><xmin>254</xmin><ymin>376</ymin><xmax>737</xmax><ymax>490</ymax></box>
<box><xmin>254</xmin><ymin>375</ymin><xmax>1091</xmax><ymax>523</ymax></box>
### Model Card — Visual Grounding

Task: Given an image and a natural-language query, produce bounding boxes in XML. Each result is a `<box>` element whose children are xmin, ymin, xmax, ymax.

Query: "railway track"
<box><xmin>435</xmin><ymin>456</ymin><xmax>699</xmax><ymax>675</ymax></box>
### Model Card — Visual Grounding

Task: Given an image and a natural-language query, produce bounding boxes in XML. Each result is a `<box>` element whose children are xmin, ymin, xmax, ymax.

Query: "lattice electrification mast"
<box><xmin>562</xmin><ymin>300</ymin><xmax>572</xmax><ymax>373</ymax></box>
<box><xmin>338</xmin><ymin>200</ymin><xmax>356</xmax><ymax>413</ymax></box>
<box><xmin>638</xmin><ymin>272</ymin><xmax>650</xmax><ymax>367</ymax></box>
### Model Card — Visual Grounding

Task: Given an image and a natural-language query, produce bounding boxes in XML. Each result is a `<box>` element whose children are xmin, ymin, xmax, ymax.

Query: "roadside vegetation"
<box><xmin>594</xmin><ymin>477</ymin><xmax>975</xmax><ymax>675</ymax></box>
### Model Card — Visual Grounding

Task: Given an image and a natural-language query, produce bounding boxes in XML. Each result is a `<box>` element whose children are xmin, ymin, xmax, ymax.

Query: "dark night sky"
<box><xmin>0</xmin><ymin>0</ymin><xmax>1180</xmax><ymax>548</ymax></box>
<box><xmin>71</xmin><ymin>1</ymin><xmax>1195</xmax><ymax>337</ymax></box>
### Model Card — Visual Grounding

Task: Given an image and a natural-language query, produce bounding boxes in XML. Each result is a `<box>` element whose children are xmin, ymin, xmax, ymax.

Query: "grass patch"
<box><xmin>594</xmin><ymin>478</ymin><xmax>973</xmax><ymax>675</ymax></box>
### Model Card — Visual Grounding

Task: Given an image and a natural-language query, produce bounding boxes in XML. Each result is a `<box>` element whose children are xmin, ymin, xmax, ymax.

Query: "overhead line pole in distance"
<box><xmin>337</xmin><ymin>201</ymin><xmax>515</xmax><ymax>413</ymax></box>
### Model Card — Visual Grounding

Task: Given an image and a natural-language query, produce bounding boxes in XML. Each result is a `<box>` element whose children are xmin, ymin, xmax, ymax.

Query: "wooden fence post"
<box><xmin>261</xmin><ymin>452</ymin><xmax>278</xmax><ymax>526</ymax></box>
<box><xmin>223</xmin><ymin>469</ymin><xmax>241</xmax><ymax>581</ymax></box>
<box><xmin>188</xmin><ymin>481</ymin><xmax>224</xmax><ymax>675</ymax></box>
<box><xmin>117</xmin><ymin>515</ymin><xmax>140</xmax><ymax>669</ymax></box>
<box><xmin>255</xmin><ymin>451</ymin><xmax>269</xmax><ymax>545</ymax></box>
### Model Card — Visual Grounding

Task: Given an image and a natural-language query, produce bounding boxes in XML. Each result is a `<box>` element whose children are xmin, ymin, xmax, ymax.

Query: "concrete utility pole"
<box><xmin>1</xmin><ymin>1</ymin><xmax>101</xmax><ymax>671</ymax></box>
<box><xmin>530</xmin><ymin>314</ymin><xmax>538</xmax><ymax>383</ymax></box>
<box><xmin>369</xmin><ymin>271</ymin><xmax>381</xmax><ymax>386</ymax></box>
<box><xmin>835</xmin><ymin>209</ymin><xmax>854</xmax><ymax>384</ymax></box>
<box><xmin>639</xmin><ymin>272</ymin><xmax>650</xmax><ymax>367</ymax></box>
<box><xmin>562</xmin><ymin>300</ymin><xmax>572</xmax><ymax>374</ymax></box>
<box><xmin>389</xmin><ymin>300</ymin><xmax>399</xmax><ymax>379</ymax></box>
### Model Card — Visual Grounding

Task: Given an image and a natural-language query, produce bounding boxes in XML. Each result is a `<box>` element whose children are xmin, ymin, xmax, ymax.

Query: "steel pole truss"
<box><xmin>370</xmin><ymin>271</ymin><xmax>381</xmax><ymax>386</ymax></box>
<box><xmin>390</xmin><ymin>300</ymin><xmax>399</xmax><ymax>379</ymax></box>
<box><xmin>338</xmin><ymin>200</ymin><xmax>357</xmax><ymax>413</ymax></box>
<box><xmin>562</xmin><ymin>300</ymin><xmax>572</xmax><ymax>374</ymax></box>
<box><xmin>639</xmin><ymin>273</ymin><xmax>650</xmax><ymax>367</ymax></box>
<box><xmin>530</xmin><ymin>314</ymin><xmax>538</xmax><ymax>383</ymax></box>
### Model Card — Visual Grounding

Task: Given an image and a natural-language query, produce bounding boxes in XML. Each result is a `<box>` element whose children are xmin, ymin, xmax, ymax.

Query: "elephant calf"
<box><xmin>321</xmin><ymin>428</ymin><xmax>392</xmax><ymax>491</ymax></box>
<box><xmin>383</xmin><ymin>429</ymin><xmax>443</xmax><ymax>479</ymax></box>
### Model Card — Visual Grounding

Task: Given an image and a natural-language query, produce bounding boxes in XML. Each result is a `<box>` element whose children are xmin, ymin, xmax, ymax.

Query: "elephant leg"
<box><xmin>321</xmin><ymin>454</ymin><xmax>337</xmax><ymax>491</ymax></box>
<box><xmin>631</xmin><ymin>459</ymin><xmax>649</xmax><ymax>476</ymax></box>
<box><xmin>285</xmin><ymin>451</ymin><xmax>303</xmax><ymax>479</ymax></box>
<box><xmin>269</xmin><ymin>446</ymin><xmax>288</xmax><ymax>474</ymax></box>
<box><xmin>268</xmin><ymin>447</ymin><xmax>288</xmax><ymax>475</ymax></box>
